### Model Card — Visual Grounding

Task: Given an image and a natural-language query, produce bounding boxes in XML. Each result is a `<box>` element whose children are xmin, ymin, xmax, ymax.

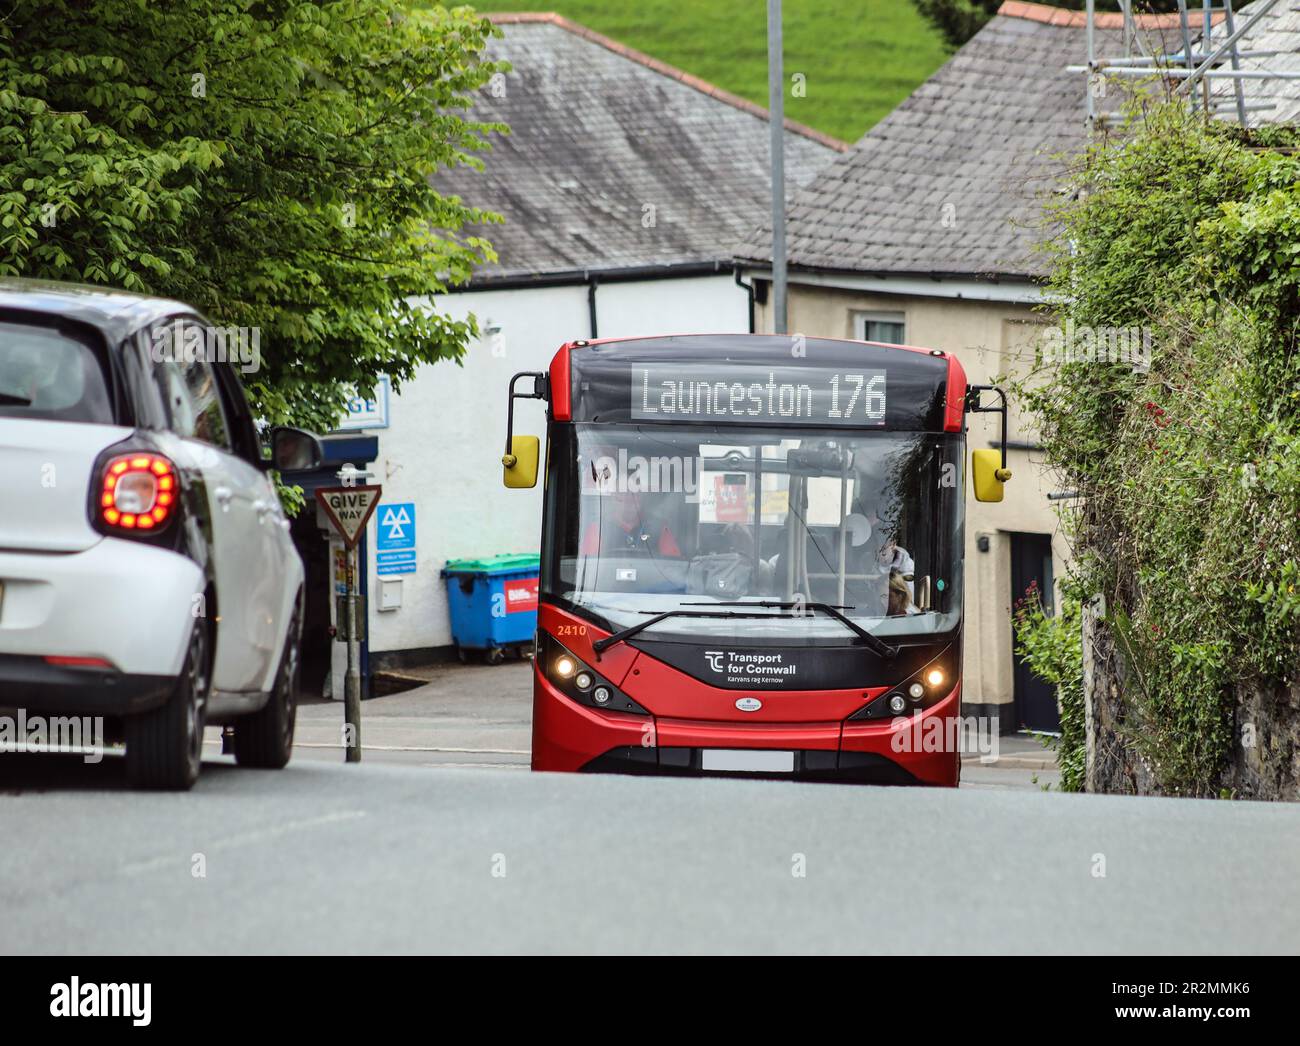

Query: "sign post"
<box><xmin>315</xmin><ymin>476</ymin><xmax>382</xmax><ymax>763</ymax></box>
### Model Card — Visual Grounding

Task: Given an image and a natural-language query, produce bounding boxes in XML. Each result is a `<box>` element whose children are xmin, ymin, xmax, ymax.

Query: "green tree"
<box><xmin>0</xmin><ymin>1</ymin><xmax>506</xmax><ymax>432</ymax></box>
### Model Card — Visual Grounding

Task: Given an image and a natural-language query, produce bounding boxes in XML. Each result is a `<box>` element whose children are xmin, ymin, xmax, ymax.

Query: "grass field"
<box><xmin>466</xmin><ymin>1</ymin><xmax>951</xmax><ymax>143</ymax></box>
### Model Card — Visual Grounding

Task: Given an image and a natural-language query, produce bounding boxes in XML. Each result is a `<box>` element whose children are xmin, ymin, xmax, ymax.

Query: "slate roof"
<box><xmin>735</xmin><ymin>3</ymin><xmax>1145</xmax><ymax>282</ymax></box>
<box><xmin>440</xmin><ymin>13</ymin><xmax>845</xmax><ymax>284</ymax></box>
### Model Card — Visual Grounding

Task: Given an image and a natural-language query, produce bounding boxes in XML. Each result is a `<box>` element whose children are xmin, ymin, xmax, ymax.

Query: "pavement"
<box><xmin>290</xmin><ymin>661</ymin><xmax>533</xmax><ymax>770</ymax></box>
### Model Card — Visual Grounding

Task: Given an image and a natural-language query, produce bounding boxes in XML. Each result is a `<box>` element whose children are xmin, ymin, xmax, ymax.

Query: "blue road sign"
<box><xmin>376</xmin><ymin>502</ymin><xmax>416</xmax><ymax>575</ymax></box>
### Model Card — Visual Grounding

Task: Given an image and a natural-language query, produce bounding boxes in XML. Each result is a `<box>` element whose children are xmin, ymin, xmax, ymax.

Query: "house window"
<box><xmin>854</xmin><ymin>311</ymin><xmax>906</xmax><ymax>345</ymax></box>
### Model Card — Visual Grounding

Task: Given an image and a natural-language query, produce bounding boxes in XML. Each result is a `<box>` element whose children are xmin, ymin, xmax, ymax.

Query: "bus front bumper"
<box><xmin>532</xmin><ymin>675</ymin><xmax>961</xmax><ymax>787</ymax></box>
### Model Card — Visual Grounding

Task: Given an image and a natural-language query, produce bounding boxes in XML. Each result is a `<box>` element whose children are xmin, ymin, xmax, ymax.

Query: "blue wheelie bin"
<box><xmin>441</xmin><ymin>553</ymin><xmax>540</xmax><ymax>664</ymax></box>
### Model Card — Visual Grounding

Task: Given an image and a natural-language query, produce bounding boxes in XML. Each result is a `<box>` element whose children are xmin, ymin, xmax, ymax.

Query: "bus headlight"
<box><xmin>846</xmin><ymin>647</ymin><xmax>956</xmax><ymax>721</ymax></box>
<box><xmin>538</xmin><ymin>632</ymin><xmax>650</xmax><ymax>716</ymax></box>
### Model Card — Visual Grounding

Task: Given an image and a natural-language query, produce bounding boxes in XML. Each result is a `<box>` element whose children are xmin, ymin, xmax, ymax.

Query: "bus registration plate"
<box><xmin>701</xmin><ymin>749</ymin><xmax>794</xmax><ymax>773</ymax></box>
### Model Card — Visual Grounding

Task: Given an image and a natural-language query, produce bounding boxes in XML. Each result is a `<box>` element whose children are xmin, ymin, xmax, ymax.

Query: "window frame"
<box><xmin>853</xmin><ymin>310</ymin><xmax>907</xmax><ymax>346</ymax></box>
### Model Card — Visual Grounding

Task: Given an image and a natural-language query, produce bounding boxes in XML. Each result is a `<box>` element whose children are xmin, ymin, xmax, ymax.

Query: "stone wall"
<box><xmin>1082</xmin><ymin>605</ymin><xmax>1300</xmax><ymax>800</ymax></box>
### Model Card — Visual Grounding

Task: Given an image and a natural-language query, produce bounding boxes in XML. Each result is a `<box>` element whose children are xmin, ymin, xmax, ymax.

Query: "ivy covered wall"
<box><xmin>1017</xmin><ymin>101</ymin><xmax>1300</xmax><ymax>799</ymax></box>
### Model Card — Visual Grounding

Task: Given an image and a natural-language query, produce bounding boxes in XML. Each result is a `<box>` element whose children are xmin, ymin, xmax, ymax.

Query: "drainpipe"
<box><xmin>587</xmin><ymin>274</ymin><xmax>599</xmax><ymax>339</ymax></box>
<box><xmin>733</xmin><ymin>266</ymin><xmax>756</xmax><ymax>333</ymax></box>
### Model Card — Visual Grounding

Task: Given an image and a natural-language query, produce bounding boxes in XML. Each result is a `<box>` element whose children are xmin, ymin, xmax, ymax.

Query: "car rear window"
<box><xmin>0</xmin><ymin>319</ymin><xmax>113</xmax><ymax>423</ymax></box>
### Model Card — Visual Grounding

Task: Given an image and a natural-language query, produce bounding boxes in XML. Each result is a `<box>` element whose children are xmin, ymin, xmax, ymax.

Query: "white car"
<box><xmin>0</xmin><ymin>279</ymin><xmax>321</xmax><ymax>789</ymax></box>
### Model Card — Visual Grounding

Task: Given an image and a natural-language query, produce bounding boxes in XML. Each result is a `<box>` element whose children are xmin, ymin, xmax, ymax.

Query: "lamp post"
<box><xmin>767</xmin><ymin>0</ymin><xmax>787</xmax><ymax>335</ymax></box>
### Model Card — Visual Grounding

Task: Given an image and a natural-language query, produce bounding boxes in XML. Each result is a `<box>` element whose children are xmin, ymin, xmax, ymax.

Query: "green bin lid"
<box><xmin>442</xmin><ymin>552</ymin><xmax>540</xmax><ymax>576</ymax></box>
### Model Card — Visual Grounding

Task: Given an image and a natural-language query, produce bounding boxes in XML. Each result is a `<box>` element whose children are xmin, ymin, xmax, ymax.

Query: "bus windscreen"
<box><xmin>541</xmin><ymin>423</ymin><xmax>964</xmax><ymax>646</ymax></box>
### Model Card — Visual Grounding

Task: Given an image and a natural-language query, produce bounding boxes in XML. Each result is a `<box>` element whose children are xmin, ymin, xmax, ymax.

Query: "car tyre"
<box><xmin>233</xmin><ymin>602</ymin><xmax>301</xmax><ymax>769</ymax></box>
<box><xmin>125</xmin><ymin>619</ymin><xmax>210</xmax><ymax>790</ymax></box>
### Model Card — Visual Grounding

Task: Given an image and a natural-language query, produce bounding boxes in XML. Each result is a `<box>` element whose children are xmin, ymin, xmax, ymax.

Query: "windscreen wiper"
<box><xmin>0</xmin><ymin>393</ymin><xmax>32</xmax><ymax>406</ymax></box>
<box><xmin>591</xmin><ymin>608</ymin><xmax>791</xmax><ymax>657</ymax></box>
<box><xmin>684</xmin><ymin>600</ymin><xmax>898</xmax><ymax>659</ymax></box>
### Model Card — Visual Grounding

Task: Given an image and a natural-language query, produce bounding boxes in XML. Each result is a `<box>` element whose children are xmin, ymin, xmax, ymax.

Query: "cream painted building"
<box><xmin>736</xmin><ymin>3</ymin><xmax>1137</xmax><ymax>730</ymax></box>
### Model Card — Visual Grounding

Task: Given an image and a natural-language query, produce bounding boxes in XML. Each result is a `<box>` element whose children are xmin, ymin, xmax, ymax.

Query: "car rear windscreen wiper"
<box><xmin>684</xmin><ymin>600</ymin><xmax>898</xmax><ymax>659</ymax></box>
<box><xmin>591</xmin><ymin>608</ymin><xmax>792</xmax><ymax>656</ymax></box>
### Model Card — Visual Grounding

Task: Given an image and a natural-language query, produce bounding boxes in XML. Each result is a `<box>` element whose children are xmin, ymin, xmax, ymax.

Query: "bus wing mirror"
<box><xmin>502</xmin><ymin>370</ymin><xmax>547</xmax><ymax>490</ymax></box>
<box><xmin>966</xmin><ymin>384</ymin><xmax>1012</xmax><ymax>503</ymax></box>
<box><xmin>972</xmin><ymin>449</ymin><xmax>1010</xmax><ymax>503</ymax></box>
<box><xmin>503</xmin><ymin>435</ymin><xmax>539</xmax><ymax>489</ymax></box>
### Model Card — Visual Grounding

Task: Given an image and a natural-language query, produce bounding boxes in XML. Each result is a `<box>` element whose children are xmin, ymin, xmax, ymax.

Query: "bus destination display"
<box><xmin>631</xmin><ymin>363</ymin><xmax>886</xmax><ymax>427</ymax></box>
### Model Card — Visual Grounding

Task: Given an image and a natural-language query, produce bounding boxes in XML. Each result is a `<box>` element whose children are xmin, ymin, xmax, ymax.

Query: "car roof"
<box><xmin>0</xmin><ymin>278</ymin><xmax>200</xmax><ymax>345</ymax></box>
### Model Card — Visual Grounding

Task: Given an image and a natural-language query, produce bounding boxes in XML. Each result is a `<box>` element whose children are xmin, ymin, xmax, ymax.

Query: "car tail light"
<box><xmin>99</xmin><ymin>453</ymin><xmax>177</xmax><ymax>531</ymax></box>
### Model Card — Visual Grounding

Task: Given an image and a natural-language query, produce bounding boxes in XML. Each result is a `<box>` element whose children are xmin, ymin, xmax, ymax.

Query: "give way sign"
<box><xmin>315</xmin><ymin>485</ymin><xmax>383</xmax><ymax>549</ymax></box>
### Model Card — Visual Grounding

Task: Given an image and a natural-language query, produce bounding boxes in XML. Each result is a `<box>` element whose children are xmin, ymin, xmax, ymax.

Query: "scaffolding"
<box><xmin>1068</xmin><ymin>0</ymin><xmax>1300</xmax><ymax>130</ymax></box>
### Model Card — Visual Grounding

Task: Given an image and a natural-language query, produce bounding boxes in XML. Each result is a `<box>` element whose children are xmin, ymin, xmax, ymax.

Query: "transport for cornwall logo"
<box><xmin>704</xmin><ymin>651</ymin><xmax>725</xmax><ymax>672</ymax></box>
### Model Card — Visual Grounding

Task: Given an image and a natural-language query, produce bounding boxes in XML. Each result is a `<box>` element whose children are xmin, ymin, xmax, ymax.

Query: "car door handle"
<box><xmin>214</xmin><ymin>486</ymin><xmax>233</xmax><ymax>510</ymax></box>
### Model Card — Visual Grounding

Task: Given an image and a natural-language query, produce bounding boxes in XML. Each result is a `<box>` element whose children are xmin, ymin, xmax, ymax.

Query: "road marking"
<box><xmin>202</xmin><ymin>739</ymin><xmax>530</xmax><ymax>755</ymax></box>
<box><xmin>119</xmin><ymin>810</ymin><xmax>367</xmax><ymax>877</ymax></box>
<box><xmin>289</xmin><ymin>742</ymin><xmax>530</xmax><ymax>755</ymax></box>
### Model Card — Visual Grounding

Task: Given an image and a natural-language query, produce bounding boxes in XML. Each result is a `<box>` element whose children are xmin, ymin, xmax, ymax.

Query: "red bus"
<box><xmin>501</xmin><ymin>334</ymin><xmax>1010</xmax><ymax>785</ymax></box>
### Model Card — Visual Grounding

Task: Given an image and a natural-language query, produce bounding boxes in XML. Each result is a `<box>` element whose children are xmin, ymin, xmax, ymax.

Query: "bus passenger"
<box><xmin>887</xmin><ymin>571</ymin><xmax>918</xmax><ymax>616</ymax></box>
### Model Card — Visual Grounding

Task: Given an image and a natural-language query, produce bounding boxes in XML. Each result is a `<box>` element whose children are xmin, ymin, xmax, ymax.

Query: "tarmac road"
<box><xmin>1</xmin><ymin>748</ymin><xmax>1295</xmax><ymax>954</ymax></box>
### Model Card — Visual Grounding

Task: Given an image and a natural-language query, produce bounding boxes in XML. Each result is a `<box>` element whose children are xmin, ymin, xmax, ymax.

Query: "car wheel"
<box><xmin>125</xmin><ymin>619</ymin><xmax>210</xmax><ymax>790</ymax></box>
<box><xmin>485</xmin><ymin>647</ymin><xmax>505</xmax><ymax>666</ymax></box>
<box><xmin>233</xmin><ymin>602</ymin><xmax>301</xmax><ymax>769</ymax></box>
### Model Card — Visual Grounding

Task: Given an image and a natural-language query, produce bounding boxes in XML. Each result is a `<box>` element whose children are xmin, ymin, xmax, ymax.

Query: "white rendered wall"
<box><xmin>365</xmin><ymin>274</ymin><xmax>749</xmax><ymax>654</ymax></box>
